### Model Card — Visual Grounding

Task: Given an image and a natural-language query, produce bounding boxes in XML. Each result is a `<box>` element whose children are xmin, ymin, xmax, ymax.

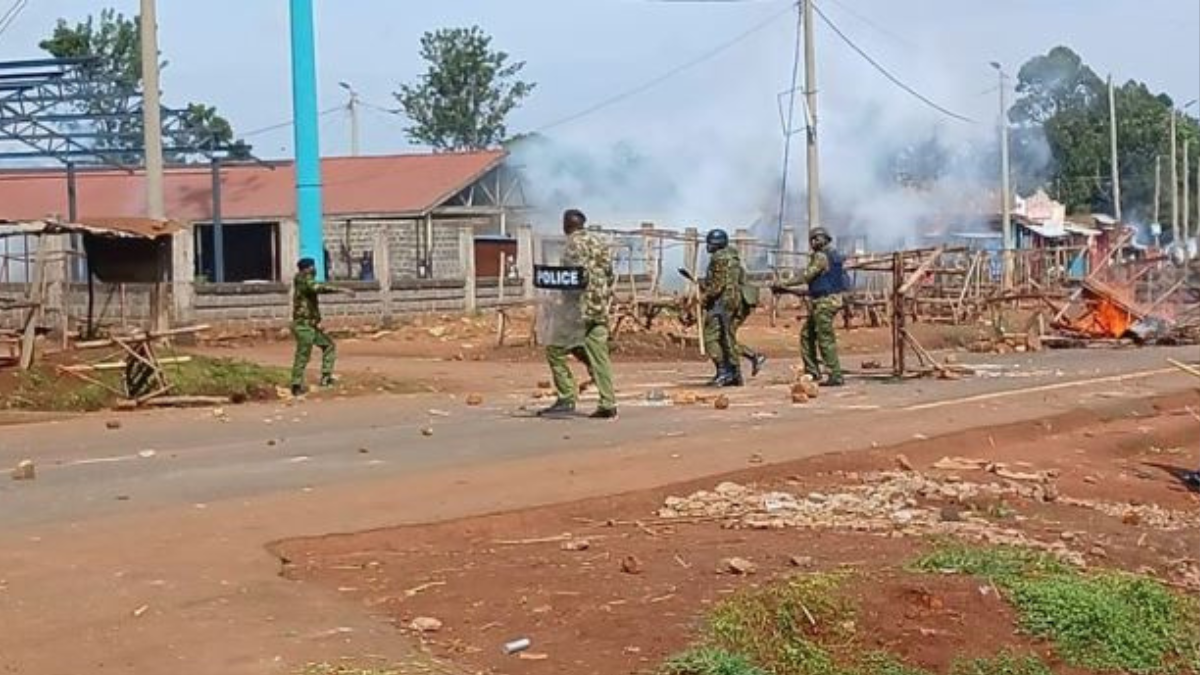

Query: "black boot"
<box><xmin>290</xmin><ymin>384</ymin><xmax>305</xmax><ymax>397</ymax></box>
<box><xmin>715</xmin><ymin>363</ymin><xmax>744</xmax><ymax>387</ymax></box>
<box><xmin>706</xmin><ymin>360</ymin><xmax>725</xmax><ymax>386</ymax></box>
<box><xmin>748</xmin><ymin>353</ymin><xmax>767</xmax><ymax>377</ymax></box>
<box><xmin>537</xmin><ymin>399</ymin><xmax>576</xmax><ymax>417</ymax></box>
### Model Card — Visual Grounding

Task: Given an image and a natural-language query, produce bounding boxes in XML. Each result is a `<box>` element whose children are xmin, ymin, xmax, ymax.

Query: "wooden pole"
<box><xmin>19</xmin><ymin>235</ymin><xmax>49</xmax><ymax>370</ymax></box>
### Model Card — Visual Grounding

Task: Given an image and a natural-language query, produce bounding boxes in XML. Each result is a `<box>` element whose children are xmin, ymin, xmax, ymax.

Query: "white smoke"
<box><xmin>510</xmin><ymin>12</ymin><xmax>1052</xmax><ymax>254</ymax></box>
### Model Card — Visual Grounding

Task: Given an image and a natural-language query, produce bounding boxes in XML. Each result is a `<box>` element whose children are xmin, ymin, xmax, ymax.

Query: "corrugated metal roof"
<box><xmin>0</xmin><ymin>217</ymin><xmax>182</xmax><ymax>239</ymax></box>
<box><xmin>0</xmin><ymin>151</ymin><xmax>506</xmax><ymax>223</ymax></box>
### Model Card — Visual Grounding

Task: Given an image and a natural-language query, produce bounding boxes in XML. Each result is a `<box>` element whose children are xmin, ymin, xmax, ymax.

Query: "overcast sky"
<box><xmin>0</xmin><ymin>0</ymin><xmax>1196</xmax><ymax>159</ymax></box>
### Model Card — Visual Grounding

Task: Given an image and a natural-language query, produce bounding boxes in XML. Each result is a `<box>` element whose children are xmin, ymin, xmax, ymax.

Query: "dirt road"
<box><xmin>0</xmin><ymin>345</ymin><xmax>1196</xmax><ymax>674</ymax></box>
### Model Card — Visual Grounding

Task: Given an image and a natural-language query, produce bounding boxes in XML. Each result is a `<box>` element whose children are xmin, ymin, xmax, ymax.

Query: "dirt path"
<box><xmin>278</xmin><ymin>395</ymin><xmax>1200</xmax><ymax>675</ymax></box>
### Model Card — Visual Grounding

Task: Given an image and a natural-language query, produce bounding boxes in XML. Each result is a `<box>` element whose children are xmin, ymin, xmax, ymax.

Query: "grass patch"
<box><xmin>948</xmin><ymin>651</ymin><xmax>1053</xmax><ymax>675</ymax></box>
<box><xmin>704</xmin><ymin>573</ymin><xmax>851</xmax><ymax>675</ymax></box>
<box><xmin>3</xmin><ymin>355</ymin><xmax>287</xmax><ymax>411</ymax></box>
<box><xmin>662</xmin><ymin>647</ymin><xmax>771</xmax><ymax>675</ymax></box>
<box><xmin>300</xmin><ymin>665</ymin><xmax>400</xmax><ymax>675</ymax></box>
<box><xmin>912</xmin><ymin>544</ymin><xmax>1070</xmax><ymax>584</ymax></box>
<box><xmin>915</xmin><ymin>544</ymin><xmax>1200</xmax><ymax>674</ymax></box>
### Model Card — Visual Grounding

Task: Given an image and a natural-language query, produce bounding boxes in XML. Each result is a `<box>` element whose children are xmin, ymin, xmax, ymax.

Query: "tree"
<box><xmin>1009</xmin><ymin>46</ymin><xmax>1200</xmax><ymax>221</ymax></box>
<box><xmin>396</xmin><ymin>26</ymin><xmax>535</xmax><ymax>151</ymax></box>
<box><xmin>39</xmin><ymin>9</ymin><xmax>248</xmax><ymax>163</ymax></box>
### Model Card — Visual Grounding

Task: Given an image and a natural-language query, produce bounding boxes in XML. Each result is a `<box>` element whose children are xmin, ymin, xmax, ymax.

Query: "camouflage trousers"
<box><xmin>801</xmin><ymin>294</ymin><xmax>842</xmax><ymax>379</ymax></box>
<box><xmin>545</xmin><ymin>321</ymin><xmax>617</xmax><ymax>411</ymax></box>
<box><xmin>703</xmin><ymin>308</ymin><xmax>761</xmax><ymax>366</ymax></box>
<box><xmin>291</xmin><ymin>321</ymin><xmax>336</xmax><ymax>387</ymax></box>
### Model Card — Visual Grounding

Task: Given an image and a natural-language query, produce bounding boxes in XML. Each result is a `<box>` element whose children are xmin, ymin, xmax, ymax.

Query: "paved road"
<box><xmin>0</xmin><ymin>346</ymin><xmax>1196</xmax><ymax>675</ymax></box>
<box><xmin>1</xmin><ymin>346</ymin><xmax>1194</xmax><ymax>529</ymax></box>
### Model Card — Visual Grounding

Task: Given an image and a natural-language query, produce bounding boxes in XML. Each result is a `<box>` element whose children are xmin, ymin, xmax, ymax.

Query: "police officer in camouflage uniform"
<box><xmin>539</xmin><ymin>209</ymin><xmax>619</xmax><ymax>419</ymax></box>
<box><xmin>773</xmin><ymin>227</ymin><xmax>845</xmax><ymax>386</ymax></box>
<box><xmin>699</xmin><ymin>229</ymin><xmax>766</xmax><ymax>387</ymax></box>
<box><xmin>290</xmin><ymin>257</ymin><xmax>353</xmax><ymax>396</ymax></box>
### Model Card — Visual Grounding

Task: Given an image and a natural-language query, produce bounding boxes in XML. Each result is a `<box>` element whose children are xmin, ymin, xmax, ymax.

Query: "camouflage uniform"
<box><xmin>798</xmin><ymin>250</ymin><xmax>843</xmax><ymax>381</ymax></box>
<box><xmin>701</xmin><ymin>247</ymin><xmax>743</xmax><ymax>365</ymax></box>
<box><xmin>545</xmin><ymin>228</ymin><xmax>617</xmax><ymax>411</ymax></box>
<box><xmin>290</xmin><ymin>272</ymin><xmax>338</xmax><ymax>388</ymax></box>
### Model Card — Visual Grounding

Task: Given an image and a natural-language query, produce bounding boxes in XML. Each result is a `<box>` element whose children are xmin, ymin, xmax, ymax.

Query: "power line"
<box><xmin>0</xmin><ymin>0</ymin><xmax>30</xmax><ymax>39</ymax></box>
<box><xmin>821</xmin><ymin>0</ymin><xmax>914</xmax><ymax>49</ymax></box>
<box><xmin>239</xmin><ymin>105</ymin><xmax>343</xmax><ymax>138</ymax></box>
<box><xmin>811</xmin><ymin>1</ymin><xmax>974</xmax><ymax>124</ymax></box>
<box><xmin>532</xmin><ymin>3</ymin><xmax>796</xmax><ymax>133</ymax></box>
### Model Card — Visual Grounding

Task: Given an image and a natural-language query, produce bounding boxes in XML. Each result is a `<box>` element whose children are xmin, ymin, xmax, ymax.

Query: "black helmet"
<box><xmin>809</xmin><ymin>226</ymin><xmax>831</xmax><ymax>242</ymax></box>
<box><xmin>706</xmin><ymin>229</ymin><xmax>729</xmax><ymax>249</ymax></box>
<box><xmin>297</xmin><ymin>257</ymin><xmax>316</xmax><ymax>271</ymax></box>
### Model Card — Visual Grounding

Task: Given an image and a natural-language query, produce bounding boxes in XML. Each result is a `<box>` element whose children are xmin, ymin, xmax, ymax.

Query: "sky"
<box><xmin>0</xmin><ymin>1</ymin><xmax>1197</xmax><ymax>236</ymax></box>
<box><xmin>0</xmin><ymin>0</ymin><xmax>1195</xmax><ymax>159</ymax></box>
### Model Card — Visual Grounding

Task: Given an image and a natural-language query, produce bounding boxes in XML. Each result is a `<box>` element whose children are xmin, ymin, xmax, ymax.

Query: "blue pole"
<box><xmin>289</xmin><ymin>0</ymin><xmax>325</xmax><ymax>280</ymax></box>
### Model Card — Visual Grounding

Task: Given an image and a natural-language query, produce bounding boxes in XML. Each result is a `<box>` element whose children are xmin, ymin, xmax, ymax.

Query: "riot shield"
<box><xmin>533</xmin><ymin>264</ymin><xmax>588</xmax><ymax>347</ymax></box>
<box><xmin>535</xmin><ymin>288</ymin><xmax>587</xmax><ymax>347</ymax></box>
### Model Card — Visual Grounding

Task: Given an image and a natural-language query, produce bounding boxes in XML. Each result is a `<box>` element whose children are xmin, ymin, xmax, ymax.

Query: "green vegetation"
<box><xmin>704</xmin><ymin>573</ymin><xmax>850</xmax><ymax>675</ymax></box>
<box><xmin>916</xmin><ymin>544</ymin><xmax>1200</xmax><ymax>674</ymax></box>
<box><xmin>662</xmin><ymin>647</ymin><xmax>771</xmax><ymax>675</ymax></box>
<box><xmin>4</xmin><ymin>356</ymin><xmax>287</xmax><ymax>411</ymax></box>
<box><xmin>948</xmin><ymin>652</ymin><xmax>1053</xmax><ymax>675</ymax></box>
<box><xmin>300</xmin><ymin>665</ymin><xmax>401</xmax><ymax>675</ymax></box>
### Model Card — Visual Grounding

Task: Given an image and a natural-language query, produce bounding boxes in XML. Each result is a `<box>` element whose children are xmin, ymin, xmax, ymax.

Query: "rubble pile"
<box><xmin>657</xmin><ymin>472</ymin><xmax>1200</xmax><ymax>567</ymax></box>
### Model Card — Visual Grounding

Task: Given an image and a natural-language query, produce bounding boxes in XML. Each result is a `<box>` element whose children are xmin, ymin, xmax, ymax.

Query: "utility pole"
<box><xmin>140</xmin><ymin>0</ymin><xmax>168</xmax><ymax>331</ymax></box>
<box><xmin>1107</xmin><ymin>75</ymin><xmax>1121</xmax><ymax>221</ymax></box>
<box><xmin>1153</xmin><ymin>155</ymin><xmax>1161</xmax><ymax>233</ymax></box>
<box><xmin>1185</xmin><ymin>139</ymin><xmax>1191</xmax><ymax>241</ymax></box>
<box><xmin>339</xmin><ymin>81</ymin><xmax>360</xmax><ymax>157</ymax></box>
<box><xmin>802</xmin><ymin>0</ymin><xmax>820</xmax><ymax>237</ymax></box>
<box><xmin>991</xmin><ymin>62</ymin><xmax>1013</xmax><ymax>289</ymax></box>
<box><xmin>1170</xmin><ymin>109</ymin><xmax>1179</xmax><ymax>244</ymax></box>
<box><xmin>140</xmin><ymin>0</ymin><xmax>164</xmax><ymax>219</ymax></box>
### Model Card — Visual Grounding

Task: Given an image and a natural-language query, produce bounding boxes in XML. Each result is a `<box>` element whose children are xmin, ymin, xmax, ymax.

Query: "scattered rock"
<box><xmin>1041</xmin><ymin>483</ymin><xmax>1059</xmax><ymax>503</ymax></box>
<box><xmin>720</xmin><ymin>557</ymin><xmax>757</xmax><ymax>575</ymax></box>
<box><xmin>1082</xmin><ymin>475</ymin><xmax>1099</xmax><ymax>484</ymax></box>
<box><xmin>748</xmin><ymin>453</ymin><xmax>764</xmax><ymax>465</ymax></box>
<box><xmin>518</xmin><ymin>653</ymin><xmax>549</xmax><ymax>661</ymax></box>
<box><xmin>860</xmin><ymin>359</ymin><xmax>882</xmax><ymax>370</ymax></box>
<box><xmin>131</xmin><ymin>604</ymin><xmax>149</xmax><ymax>618</ymax></box>
<box><xmin>895</xmin><ymin>454</ymin><xmax>915</xmax><ymax>472</ymax></box>
<box><xmin>1121</xmin><ymin>510</ymin><xmax>1141</xmax><ymax>526</ymax></box>
<box><xmin>619</xmin><ymin>555</ymin><xmax>643</xmax><ymax>575</ymax></box>
<box><xmin>645</xmin><ymin>389</ymin><xmax>668</xmax><ymax>403</ymax></box>
<box><xmin>1089</xmin><ymin>545</ymin><xmax>1108</xmax><ymax>558</ymax></box>
<box><xmin>943</xmin><ymin>353</ymin><xmax>958</xmax><ymax>364</ymax></box>
<box><xmin>10</xmin><ymin>460</ymin><xmax>34</xmax><ymax>481</ymax></box>
<box><xmin>714</xmin><ymin>395</ymin><xmax>730</xmax><ymax>410</ymax></box>
<box><xmin>939</xmin><ymin>505</ymin><xmax>963</xmax><ymax>522</ymax></box>
<box><xmin>537</xmin><ymin>380</ymin><xmax>552</xmax><ymax>390</ymax></box>
<box><xmin>427</xmin><ymin>326</ymin><xmax>447</xmax><ymax>338</ymax></box>
<box><xmin>105</xmin><ymin>420</ymin><xmax>122</xmax><ymax>430</ymax></box>
<box><xmin>561</xmin><ymin>539</ymin><xmax>591</xmax><ymax>552</ymax></box>
<box><xmin>789</xmin><ymin>383</ymin><xmax>809</xmax><ymax>404</ymax></box>
<box><xmin>420</xmin><ymin>426</ymin><xmax>434</xmax><ymax>437</ymax></box>
<box><xmin>357</xmin><ymin>447</ymin><xmax>369</xmax><ymax>454</ymax></box>
<box><xmin>933</xmin><ymin>457</ymin><xmax>988</xmax><ymax>471</ymax></box>
<box><xmin>137</xmin><ymin>449</ymin><xmax>157</xmax><ymax>459</ymax></box>
<box><xmin>1060</xmin><ymin>531</ymin><xmax>1076</xmax><ymax>542</ymax></box>
<box><xmin>672</xmin><ymin>391</ymin><xmax>698</xmax><ymax>405</ymax></box>
<box><xmin>1132</xmin><ymin>467</ymin><xmax>1153</xmax><ymax>480</ymax></box>
<box><xmin>465</xmin><ymin>393</ymin><xmax>484</xmax><ymax>406</ymax></box>
<box><xmin>409</xmin><ymin>616</ymin><xmax>443</xmax><ymax>633</ymax></box>
<box><xmin>267</xmin><ymin>439</ymin><xmax>278</xmax><ymax>447</ymax></box>
<box><xmin>789</xmin><ymin>555</ymin><xmax>814</xmax><ymax>568</ymax></box>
